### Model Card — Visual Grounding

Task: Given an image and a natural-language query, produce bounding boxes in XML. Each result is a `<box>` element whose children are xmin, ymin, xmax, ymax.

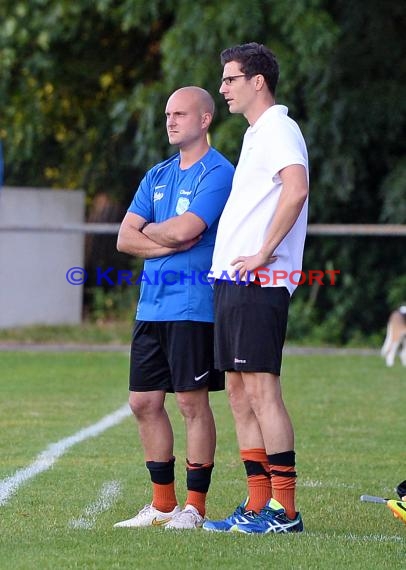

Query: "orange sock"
<box><xmin>240</xmin><ymin>448</ymin><xmax>272</xmax><ymax>513</ymax></box>
<box><xmin>185</xmin><ymin>460</ymin><xmax>214</xmax><ymax>517</ymax></box>
<box><xmin>185</xmin><ymin>490</ymin><xmax>207</xmax><ymax>517</ymax></box>
<box><xmin>152</xmin><ymin>482</ymin><xmax>178</xmax><ymax>513</ymax></box>
<box><xmin>269</xmin><ymin>464</ymin><xmax>297</xmax><ymax>520</ymax></box>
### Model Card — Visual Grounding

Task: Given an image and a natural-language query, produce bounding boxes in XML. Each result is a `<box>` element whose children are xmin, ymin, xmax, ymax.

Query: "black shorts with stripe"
<box><xmin>214</xmin><ymin>280</ymin><xmax>290</xmax><ymax>375</ymax></box>
<box><xmin>129</xmin><ymin>320</ymin><xmax>225</xmax><ymax>393</ymax></box>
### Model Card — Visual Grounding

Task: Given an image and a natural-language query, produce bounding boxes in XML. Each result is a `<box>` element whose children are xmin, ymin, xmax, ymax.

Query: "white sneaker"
<box><xmin>165</xmin><ymin>504</ymin><xmax>204</xmax><ymax>529</ymax></box>
<box><xmin>114</xmin><ymin>504</ymin><xmax>180</xmax><ymax>528</ymax></box>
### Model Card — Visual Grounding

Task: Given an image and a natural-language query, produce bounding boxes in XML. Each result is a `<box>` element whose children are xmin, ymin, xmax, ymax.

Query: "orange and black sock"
<box><xmin>185</xmin><ymin>459</ymin><xmax>214</xmax><ymax>517</ymax></box>
<box><xmin>268</xmin><ymin>450</ymin><xmax>297</xmax><ymax>520</ymax></box>
<box><xmin>241</xmin><ymin>448</ymin><xmax>272</xmax><ymax>513</ymax></box>
<box><xmin>146</xmin><ymin>457</ymin><xmax>178</xmax><ymax>513</ymax></box>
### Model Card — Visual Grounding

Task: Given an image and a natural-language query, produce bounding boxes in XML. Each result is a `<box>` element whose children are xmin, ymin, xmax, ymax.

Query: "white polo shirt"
<box><xmin>211</xmin><ymin>104</ymin><xmax>309</xmax><ymax>295</ymax></box>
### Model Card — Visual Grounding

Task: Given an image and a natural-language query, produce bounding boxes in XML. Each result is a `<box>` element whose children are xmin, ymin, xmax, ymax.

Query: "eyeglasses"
<box><xmin>220</xmin><ymin>74</ymin><xmax>246</xmax><ymax>86</ymax></box>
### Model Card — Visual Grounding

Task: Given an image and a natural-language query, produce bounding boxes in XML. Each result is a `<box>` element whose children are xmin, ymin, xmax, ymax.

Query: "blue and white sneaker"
<box><xmin>231</xmin><ymin>498</ymin><xmax>304</xmax><ymax>534</ymax></box>
<box><xmin>202</xmin><ymin>498</ymin><xmax>256</xmax><ymax>532</ymax></box>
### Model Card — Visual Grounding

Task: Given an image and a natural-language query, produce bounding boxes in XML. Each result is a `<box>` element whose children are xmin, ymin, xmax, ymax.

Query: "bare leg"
<box><xmin>113</xmin><ymin>390</ymin><xmax>177</xmax><ymax>525</ymax></box>
<box><xmin>175</xmin><ymin>387</ymin><xmax>215</xmax><ymax>463</ymax></box>
<box><xmin>129</xmin><ymin>390</ymin><xmax>173</xmax><ymax>460</ymax></box>
<box><xmin>227</xmin><ymin>372</ymin><xmax>272</xmax><ymax>511</ymax></box>
<box><xmin>226</xmin><ymin>371</ymin><xmax>265</xmax><ymax>449</ymax></box>
<box><xmin>241</xmin><ymin>372</ymin><xmax>294</xmax><ymax>454</ymax></box>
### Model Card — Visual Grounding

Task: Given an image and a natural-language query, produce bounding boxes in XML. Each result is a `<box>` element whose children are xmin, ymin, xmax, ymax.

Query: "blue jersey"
<box><xmin>128</xmin><ymin>147</ymin><xmax>234</xmax><ymax>322</ymax></box>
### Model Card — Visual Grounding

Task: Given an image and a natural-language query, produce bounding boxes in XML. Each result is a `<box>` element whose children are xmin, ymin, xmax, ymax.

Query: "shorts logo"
<box><xmin>194</xmin><ymin>371</ymin><xmax>209</xmax><ymax>382</ymax></box>
<box><xmin>234</xmin><ymin>358</ymin><xmax>247</xmax><ymax>364</ymax></box>
<box><xmin>176</xmin><ymin>197</ymin><xmax>190</xmax><ymax>215</ymax></box>
<box><xmin>151</xmin><ymin>517</ymin><xmax>171</xmax><ymax>526</ymax></box>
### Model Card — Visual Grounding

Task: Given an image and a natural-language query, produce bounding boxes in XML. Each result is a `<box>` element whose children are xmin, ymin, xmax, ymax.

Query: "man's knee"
<box><xmin>227</xmin><ymin>376</ymin><xmax>251</xmax><ymax>417</ymax></box>
<box><xmin>176</xmin><ymin>390</ymin><xmax>210</xmax><ymax>419</ymax></box>
<box><xmin>243</xmin><ymin>373</ymin><xmax>282</xmax><ymax>406</ymax></box>
<box><xmin>128</xmin><ymin>391</ymin><xmax>164</xmax><ymax>420</ymax></box>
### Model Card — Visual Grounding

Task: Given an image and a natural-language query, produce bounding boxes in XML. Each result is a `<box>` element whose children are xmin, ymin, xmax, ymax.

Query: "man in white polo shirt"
<box><xmin>203</xmin><ymin>42</ymin><xmax>309</xmax><ymax>535</ymax></box>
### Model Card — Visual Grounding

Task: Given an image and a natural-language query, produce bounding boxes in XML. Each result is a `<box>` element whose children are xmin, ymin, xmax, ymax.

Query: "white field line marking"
<box><xmin>0</xmin><ymin>404</ymin><xmax>131</xmax><ymax>506</ymax></box>
<box><xmin>299</xmin><ymin>479</ymin><xmax>357</xmax><ymax>489</ymax></box>
<box><xmin>305</xmin><ymin>531</ymin><xmax>403</xmax><ymax>543</ymax></box>
<box><xmin>343</xmin><ymin>533</ymin><xmax>403</xmax><ymax>543</ymax></box>
<box><xmin>69</xmin><ymin>480</ymin><xmax>121</xmax><ymax>529</ymax></box>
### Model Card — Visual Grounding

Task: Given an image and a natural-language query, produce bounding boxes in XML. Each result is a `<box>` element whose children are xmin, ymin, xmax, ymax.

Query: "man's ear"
<box><xmin>255</xmin><ymin>74</ymin><xmax>265</xmax><ymax>91</ymax></box>
<box><xmin>202</xmin><ymin>112</ymin><xmax>212</xmax><ymax>128</ymax></box>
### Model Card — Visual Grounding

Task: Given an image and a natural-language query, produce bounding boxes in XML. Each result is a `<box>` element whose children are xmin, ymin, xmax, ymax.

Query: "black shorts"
<box><xmin>129</xmin><ymin>320</ymin><xmax>225</xmax><ymax>393</ymax></box>
<box><xmin>214</xmin><ymin>281</ymin><xmax>290</xmax><ymax>375</ymax></box>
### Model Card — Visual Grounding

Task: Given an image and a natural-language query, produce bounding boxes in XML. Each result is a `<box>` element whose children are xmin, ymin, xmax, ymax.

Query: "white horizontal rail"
<box><xmin>0</xmin><ymin>223</ymin><xmax>405</xmax><ymax>236</ymax></box>
<box><xmin>307</xmin><ymin>224</ymin><xmax>406</xmax><ymax>236</ymax></box>
<box><xmin>0</xmin><ymin>223</ymin><xmax>121</xmax><ymax>234</ymax></box>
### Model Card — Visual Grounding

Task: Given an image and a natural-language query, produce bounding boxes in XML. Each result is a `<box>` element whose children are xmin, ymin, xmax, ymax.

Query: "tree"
<box><xmin>0</xmin><ymin>0</ymin><xmax>174</xmax><ymax>203</ymax></box>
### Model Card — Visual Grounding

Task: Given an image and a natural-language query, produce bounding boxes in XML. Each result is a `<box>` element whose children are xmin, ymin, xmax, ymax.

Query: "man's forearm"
<box><xmin>143</xmin><ymin>212</ymin><xmax>206</xmax><ymax>247</ymax></box>
<box><xmin>143</xmin><ymin>219</ymin><xmax>188</xmax><ymax>247</ymax></box>
<box><xmin>117</xmin><ymin>227</ymin><xmax>178</xmax><ymax>259</ymax></box>
<box><xmin>142</xmin><ymin>222</ymin><xmax>177</xmax><ymax>246</ymax></box>
<box><xmin>260</xmin><ymin>190</ymin><xmax>307</xmax><ymax>258</ymax></box>
<box><xmin>259</xmin><ymin>164</ymin><xmax>308</xmax><ymax>258</ymax></box>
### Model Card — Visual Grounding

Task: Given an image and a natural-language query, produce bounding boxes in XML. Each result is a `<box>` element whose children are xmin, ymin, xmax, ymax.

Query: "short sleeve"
<box><xmin>187</xmin><ymin>165</ymin><xmax>234</xmax><ymax>228</ymax></box>
<box><xmin>128</xmin><ymin>172</ymin><xmax>153</xmax><ymax>221</ymax></box>
<box><xmin>267</xmin><ymin>121</ymin><xmax>308</xmax><ymax>182</ymax></box>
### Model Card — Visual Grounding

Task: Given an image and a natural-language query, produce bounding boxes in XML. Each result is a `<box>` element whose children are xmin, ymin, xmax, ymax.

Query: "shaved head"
<box><xmin>168</xmin><ymin>86</ymin><xmax>215</xmax><ymax>117</ymax></box>
<box><xmin>165</xmin><ymin>86</ymin><xmax>215</xmax><ymax>154</ymax></box>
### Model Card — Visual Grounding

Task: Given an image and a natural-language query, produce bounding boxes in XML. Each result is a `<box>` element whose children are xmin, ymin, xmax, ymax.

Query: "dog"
<box><xmin>381</xmin><ymin>306</ymin><xmax>406</xmax><ymax>366</ymax></box>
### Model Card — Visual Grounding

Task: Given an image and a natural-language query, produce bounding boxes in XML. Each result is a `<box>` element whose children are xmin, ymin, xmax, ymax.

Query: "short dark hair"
<box><xmin>220</xmin><ymin>42</ymin><xmax>279</xmax><ymax>95</ymax></box>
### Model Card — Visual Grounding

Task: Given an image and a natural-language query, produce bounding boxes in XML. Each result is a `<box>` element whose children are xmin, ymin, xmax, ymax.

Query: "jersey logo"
<box><xmin>176</xmin><ymin>197</ymin><xmax>190</xmax><ymax>215</ymax></box>
<box><xmin>154</xmin><ymin>192</ymin><xmax>164</xmax><ymax>202</ymax></box>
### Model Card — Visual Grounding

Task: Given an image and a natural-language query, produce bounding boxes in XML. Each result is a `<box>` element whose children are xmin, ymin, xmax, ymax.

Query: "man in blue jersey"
<box><xmin>114</xmin><ymin>86</ymin><xmax>234</xmax><ymax>530</ymax></box>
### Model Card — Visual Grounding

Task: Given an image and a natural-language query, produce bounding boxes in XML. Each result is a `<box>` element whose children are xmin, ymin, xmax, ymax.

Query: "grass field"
<box><xmin>0</xmin><ymin>351</ymin><xmax>405</xmax><ymax>569</ymax></box>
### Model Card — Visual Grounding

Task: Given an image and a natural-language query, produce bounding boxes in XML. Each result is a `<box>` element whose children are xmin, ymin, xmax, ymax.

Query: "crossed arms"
<box><xmin>117</xmin><ymin>211</ymin><xmax>206</xmax><ymax>259</ymax></box>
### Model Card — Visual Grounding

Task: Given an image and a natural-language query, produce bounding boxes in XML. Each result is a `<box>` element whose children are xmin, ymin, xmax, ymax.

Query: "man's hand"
<box><xmin>142</xmin><ymin>212</ymin><xmax>206</xmax><ymax>247</ymax></box>
<box><xmin>176</xmin><ymin>235</ymin><xmax>202</xmax><ymax>251</ymax></box>
<box><xmin>230</xmin><ymin>251</ymin><xmax>277</xmax><ymax>282</ymax></box>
